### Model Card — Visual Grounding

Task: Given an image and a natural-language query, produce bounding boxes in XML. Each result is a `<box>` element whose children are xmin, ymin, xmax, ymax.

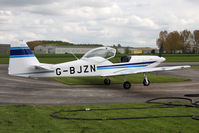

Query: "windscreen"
<box><xmin>82</xmin><ymin>47</ymin><xmax>116</xmax><ymax>59</ymax></box>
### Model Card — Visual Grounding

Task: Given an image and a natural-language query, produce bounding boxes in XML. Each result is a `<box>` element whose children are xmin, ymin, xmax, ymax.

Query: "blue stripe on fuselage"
<box><xmin>97</xmin><ymin>61</ymin><xmax>155</xmax><ymax>70</ymax></box>
<box><xmin>15</xmin><ymin>70</ymin><xmax>55</xmax><ymax>76</ymax></box>
<box><xmin>97</xmin><ymin>65</ymin><xmax>148</xmax><ymax>70</ymax></box>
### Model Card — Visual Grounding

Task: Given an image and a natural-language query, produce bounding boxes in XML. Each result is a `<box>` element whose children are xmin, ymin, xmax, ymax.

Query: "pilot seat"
<box><xmin>121</xmin><ymin>56</ymin><xmax>131</xmax><ymax>62</ymax></box>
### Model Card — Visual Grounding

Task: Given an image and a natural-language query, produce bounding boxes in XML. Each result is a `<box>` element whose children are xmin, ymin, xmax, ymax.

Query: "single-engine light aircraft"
<box><xmin>9</xmin><ymin>42</ymin><xmax>190</xmax><ymax>89</ymax></box>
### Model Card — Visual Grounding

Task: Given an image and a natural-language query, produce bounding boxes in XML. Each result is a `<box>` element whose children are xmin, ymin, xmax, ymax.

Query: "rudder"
<box><xmin>8</xmin><ymin>41</ymin><xmax>40</xmax><ymax>77</ymax></box>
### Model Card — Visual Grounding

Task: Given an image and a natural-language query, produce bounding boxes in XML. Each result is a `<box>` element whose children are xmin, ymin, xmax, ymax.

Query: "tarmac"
<box><xmin>0</xmin><ymin>63</ymin><xmax>199</xmax><ymax>105</ymax></box>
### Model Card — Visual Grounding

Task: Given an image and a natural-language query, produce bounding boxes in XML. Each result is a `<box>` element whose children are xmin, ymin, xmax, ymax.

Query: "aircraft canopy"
<box><xmin>82</xmin><ymin>47</ymin><xmax>116</xmax><ymax>59</ymax></box>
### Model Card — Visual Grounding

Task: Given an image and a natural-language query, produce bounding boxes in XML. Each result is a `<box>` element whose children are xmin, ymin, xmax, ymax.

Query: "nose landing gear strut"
<box><xmin>143</xmin><ymin>73</ymin><xmax>150</xmax><ymax>86</ymax></box>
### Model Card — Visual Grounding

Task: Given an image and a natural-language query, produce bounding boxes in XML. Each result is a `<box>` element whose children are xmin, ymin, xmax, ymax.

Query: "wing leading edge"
<box><xmin>101</xmin><ymin>65</ymin><xmax>191</xmax><ymax>77</ymax></box>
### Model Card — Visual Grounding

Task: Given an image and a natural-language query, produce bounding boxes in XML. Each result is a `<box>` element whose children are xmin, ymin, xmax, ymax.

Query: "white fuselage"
<box><xmin>9</xmin><ymin>44</ymin><xmax>189</xmax><ymax>83</ymax></box>
<box><xmin>29</xmin><ymin>55</ymin><xmax>165</xmax><ymax>78</ymax></box>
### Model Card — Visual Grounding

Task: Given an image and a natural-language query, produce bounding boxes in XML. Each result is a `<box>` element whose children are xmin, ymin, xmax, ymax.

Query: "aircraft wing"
<box><xmin>34</xmin><ymin>63</ymin><xmax>54</xmax><ymax>70</ymax></box>
<box><xmin>101</xmin><ymin>65</ymin><xmax>191</xmax><ymax>77</ymax></box>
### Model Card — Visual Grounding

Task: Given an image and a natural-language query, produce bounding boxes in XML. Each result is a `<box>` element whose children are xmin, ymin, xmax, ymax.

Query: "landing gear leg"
<box><xmin>104</xmin><ymin>78</ymin><xmax>111</xmax><ymax>85</ymax></box>
<box><xmin>143</xmin><ymin>73</ymin><xmax>150</xmax><ymax>86</ymax></box>
<box><xmin>123</xmin><ymin>76</ymin><xmax>131</xmax><ymax>89</ymax></box>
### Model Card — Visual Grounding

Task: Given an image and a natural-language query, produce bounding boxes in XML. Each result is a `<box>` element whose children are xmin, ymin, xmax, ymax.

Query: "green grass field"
<box><xmin>191</xmin><ymin>66</ymin><xmax>199</xmax><ymax>69</ymax></box>
<box><xmin>164</xmin><ymin>54</ymin><xmax>199</xmax><ymax>62</ymax></box>
<box><xmin>0</xmin><ymin>103</ymin><xmax>199</xmax><ymax>133</ymax></box>
<box><xmin>1</xmin><ymin>53</ymin><xmax>198</xmax><ymax>132</ymax></box>
<box><xmin>52</xmin><ymin>74</ymin><xmax>190</xmax><ymax>85</ymax></box>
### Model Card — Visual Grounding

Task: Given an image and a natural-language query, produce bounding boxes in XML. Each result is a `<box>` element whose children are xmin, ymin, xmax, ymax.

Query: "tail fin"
<box><xmin>8</xmin><ymin>41</ymin><xmax>40</xmax><ymax>77</ymax></box>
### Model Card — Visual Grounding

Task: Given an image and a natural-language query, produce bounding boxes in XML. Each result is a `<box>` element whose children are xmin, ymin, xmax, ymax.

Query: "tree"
<box><xmin>151</xmin><ymin>49</ymin><xmax>156</xmax><ymax>54</ymax></box>
<box><xmin>165</xmin><ymin>31</ymin><xmax>182</xmax><ymax>53</ymax></box>
<box><xmin>193</xmin><ymin>30</ymin><xmax>199</xmax><ymax>53</ymax></box>
<box><xmin>125</xmin><ymin>47</ymin><xmax>130</xmax><ymax>54</ymax></box>
<box><xmin>156</xmin><ymin>30</ymin><xmax>168</xmax><ymax>53</ymax></box>
<box><xmin>157</xmin><ymin>30</ymin><xmax>199</xmax><ymax>54</ymax></box>
<box><xmin>117</xmin><ymin>44</ymin><xmax>121</xmax><ymax>47</ymax></box>
<box><xmin>180</xmin><ymin>30</ymin><xmax>193</xmax><ymax>53</ymax></box>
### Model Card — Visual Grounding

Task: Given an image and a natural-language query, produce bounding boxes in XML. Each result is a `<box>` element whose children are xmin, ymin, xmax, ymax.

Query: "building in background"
<box><xmin>0</xmin><ymin>44</ymin><xmax>10</xmax><ymax>54</ymax></box>
<box><xmin>34</xmin><ymin>45</ymin><xmax>101</xmax><ymax>54</ymax></box>
<box><xmin>129</xmin><ymin>47</ymin><xmax>158</xmax><ymax>54</ymax></box>
<box><xmin>34</xmin><ymin>45</ymin><xmax>55</xmax><ymax>54</ymax></box>
<box><xmin>34</xmin><ymin>45</ymin><xmax>158</xmax><ymax>55</ymax></box>
<box><xmin>55</xmin><ymin>46</ymin><xmax>101</xmax><ymax>54</ymax></box>
<box><xmin>117</xmin><ymin>47</ymin><xmax>125</xmax><ymax>54</ymax></box>
<box><xmin>130</xmin><ymin>49</ymin><xmax>142</xmax><ymax>54</ymax></box>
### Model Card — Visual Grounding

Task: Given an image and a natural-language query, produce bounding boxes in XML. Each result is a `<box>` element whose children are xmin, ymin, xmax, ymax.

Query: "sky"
<box><xmin>0</xmin><ymin>0</ymin><xmax>199</xmax><ymax>48</ymax></box>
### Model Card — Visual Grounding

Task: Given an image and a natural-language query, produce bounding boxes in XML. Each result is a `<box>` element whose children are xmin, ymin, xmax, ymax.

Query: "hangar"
<box><xmin>34</xmin><ymin>45</ymin><xmax>158</xmax><ymax>54</ymax></box>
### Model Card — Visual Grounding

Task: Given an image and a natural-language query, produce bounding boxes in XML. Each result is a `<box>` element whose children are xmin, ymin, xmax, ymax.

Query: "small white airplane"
<box><xmin>8</xmin><ymin>41</ymin><xmax>190</xmax><ymax>89</ymax></box>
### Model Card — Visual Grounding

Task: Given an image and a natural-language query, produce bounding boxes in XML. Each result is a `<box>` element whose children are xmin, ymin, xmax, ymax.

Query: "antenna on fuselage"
<box><xmin>70</xmin><ymin>52</ymin><xmax>79</xmax><ymax>60</ymax></box>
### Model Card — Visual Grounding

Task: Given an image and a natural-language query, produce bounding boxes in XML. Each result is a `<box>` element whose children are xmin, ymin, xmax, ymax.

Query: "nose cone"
<box><xmin>160</xmin><ymin>57</ymin><xmax>166</xmax><ymax>62</ymax></box>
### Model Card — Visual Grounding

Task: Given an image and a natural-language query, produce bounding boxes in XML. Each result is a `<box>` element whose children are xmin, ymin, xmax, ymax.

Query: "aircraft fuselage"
<box><xmin>30</xmin><ymin>56</ymin><xmax>164</xmax><ymax>78</ymax></box>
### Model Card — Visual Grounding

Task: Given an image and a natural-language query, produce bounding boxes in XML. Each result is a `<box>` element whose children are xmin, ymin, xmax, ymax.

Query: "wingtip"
<box><xmin>182</xmin><ymin>65</ymin><xmax>191</xmax><ymax>69</ymax></box>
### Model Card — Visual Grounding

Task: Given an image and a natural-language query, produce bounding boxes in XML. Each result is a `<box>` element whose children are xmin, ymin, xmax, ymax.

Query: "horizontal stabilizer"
<box><xmin>101</xmin><ymin>65</ymin><xmax>191</xmax><ymax>77</ymax></box>
<box><xmin>34</xmin><ymin>63</ymin><xmax>54</xmax><ymax>71</ymax></box>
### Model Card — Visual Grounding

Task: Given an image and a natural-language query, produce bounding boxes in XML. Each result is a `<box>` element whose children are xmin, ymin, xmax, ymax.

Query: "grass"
<box><xmin>0</xmin><ymin>53</ymin><xmax>197</xmax><ymax>132</ymax></box>
<box><xmin>0</xmin><ymin>58</ymin><xmax>9</xmax><ymax>64</ymax></box>
<box><xmin>0</xmin><ymin>103</ymin><xmax>199</xmax><ymax>133</ymax></box>
<box><xmin>160</xmin><ymin>54</ymin><xmax>199</xmax><ymax>62</ymax></box>
<box><xmin>191</xmin><ymin>66</ymin><xmax>199</xmax><ymax>69</ymax></box>
<box><xmin>52</xmin><ymin>74</ymin><xmax>190</xmax><ymax>85</ymax></box>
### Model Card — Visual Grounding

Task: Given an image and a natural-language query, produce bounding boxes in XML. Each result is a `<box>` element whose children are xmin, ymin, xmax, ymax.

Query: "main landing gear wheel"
<box><xmin>123</xmin><ymin>81</ymin><xmax>131</xmax><ymax>89</ymax></box>
<box><xmin>104</xmin><ymin>78</ymin><xmax>111</xmax><ymax>85</ymax></box>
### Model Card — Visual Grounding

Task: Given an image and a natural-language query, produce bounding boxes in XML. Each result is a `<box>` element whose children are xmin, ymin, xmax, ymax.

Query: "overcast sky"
<box><xmin>0</xmin><ymin>0</ymin><xmax>199</xmax><ymax>47</ymax></box>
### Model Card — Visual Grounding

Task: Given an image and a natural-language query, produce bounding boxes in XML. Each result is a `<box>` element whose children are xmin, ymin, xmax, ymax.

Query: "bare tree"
<box><xmin>156</xmin><ymin>30</ymin><xmax>168</xmax><ymax>48</ymax></box>
<box><xmin>193</xmin><ymin>30</ymin><xmax>199</xmax><ymax>53</ymax></box>
<box><xmin>181</xmin><ymin>30</ymin><xmax>190</xmax><ymax>53</ymax></box>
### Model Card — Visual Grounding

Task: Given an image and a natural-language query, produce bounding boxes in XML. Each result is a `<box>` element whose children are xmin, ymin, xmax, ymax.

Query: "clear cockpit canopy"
<box><xmin>82</xmin><ymin>47</ymin><xmax>116</xmax><ymax>60</ymax></box>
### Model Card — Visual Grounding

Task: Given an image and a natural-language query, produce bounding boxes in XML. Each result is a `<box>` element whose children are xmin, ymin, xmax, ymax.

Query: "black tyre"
<box><xmin>143</xmin><ymin>79</ymin><xmax>150</xmax><ymax>86</ymax></box>
<box><xmin>123</xmin><ymin>81</ymin><xmax>131</xmax><ymax>89</ymax></box>
<box><xmin>104</xmin><ymin>78</ymin><xmax>111</xmax><ymax>85</ymax></box>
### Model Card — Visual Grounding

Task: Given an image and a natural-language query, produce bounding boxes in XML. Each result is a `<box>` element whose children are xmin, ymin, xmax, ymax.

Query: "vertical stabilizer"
<box><xmin>8</xmin><ymin>41</ymin><xmax>40</xmax><ymax>77</ymax></box>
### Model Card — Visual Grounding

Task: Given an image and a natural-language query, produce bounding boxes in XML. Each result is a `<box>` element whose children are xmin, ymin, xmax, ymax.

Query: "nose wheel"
<box><xmin>143</xmin><ymin>73</ymin><xmax>150</xmax><ymax>86</ymax></box>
